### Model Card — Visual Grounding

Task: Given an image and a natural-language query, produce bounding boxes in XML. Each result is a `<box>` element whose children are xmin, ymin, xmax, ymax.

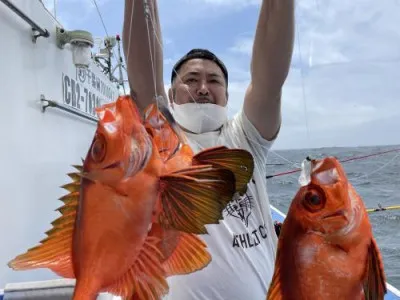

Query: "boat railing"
<box><xmin>40</xmin><ymin>94</ymin><xmax>98</xmax><ymax>123</ymax></box>
<box><xmin>0</xmin><ymin>279</ymin><xmax>120</xmax><ymax>299</ymax></box>
<box><xmin>0</xmin><ymin>0</ymin><xmax>50</xmax><ymax>42</ymax></box>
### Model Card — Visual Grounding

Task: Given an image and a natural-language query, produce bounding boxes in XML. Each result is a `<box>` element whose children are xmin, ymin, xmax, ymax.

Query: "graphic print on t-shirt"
<box><xmin>223</xmin><ymin>179</ymin><xmax>269</xmax><ymax>249</ymax></box>
<box><xmin>224</xmin><ymin>191</ymin><xmax>253</xmax><ymax>227</ymax></box>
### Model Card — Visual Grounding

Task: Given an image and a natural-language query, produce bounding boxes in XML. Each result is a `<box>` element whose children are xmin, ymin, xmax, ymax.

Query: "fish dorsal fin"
<box><xmin>104</xmin><ymin>235</ymin><xmax>169</xmax><ymax>299</ymax></box>
<box><xmin>363</xmin><ymin>238</ymin><xmax>387</xmax><ymax>300</ymax></box>
<box><xmin>159</xmin><ymin>165</ymin><xmax>236</xmax><ymax>234</ymax></box>
<box><xmin>162</xmin><ymin>231</ymin><xmax>211</xmax><ymax>277</ymax></box>
<box><xmin>7</xmin><ymin>164</ymin><xmax>83</xmax><ymax>278</ymax></box>
<box><xmin>192</xmin><ymin>146</ymin><xmax>255</xmax><ymax>195</ymax></box>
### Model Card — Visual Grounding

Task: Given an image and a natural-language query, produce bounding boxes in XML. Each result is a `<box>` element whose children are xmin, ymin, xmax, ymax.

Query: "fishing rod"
<box><xmin>367</xmin><ymin>204</ymin><xmax>400</xmax><ymax>213</ymax></box>
<box><xmin>266</xmin><ymin>147</ymin><xmax>400</xmax><ymax>179</ymax></box>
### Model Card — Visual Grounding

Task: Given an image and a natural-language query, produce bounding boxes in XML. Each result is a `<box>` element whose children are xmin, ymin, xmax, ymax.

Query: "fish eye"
<box><xmin>302</xmin><ymin>185</ymin><xmax>326</xmax><ymax>212</ymax></box>
<box><xmin>306</xmin><ymin>192</ymin><xmax>321</xmax><ymax>205</ymax></box>
<box><xmin>91</xmin><ymin>134</ymin><xmax>106</xmax><ymax>163</ymax></box>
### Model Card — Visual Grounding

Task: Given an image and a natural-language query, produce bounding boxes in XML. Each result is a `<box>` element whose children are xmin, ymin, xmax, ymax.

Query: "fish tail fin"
<box><xmin>159</xmin><ymin>165</ymin><xmax>235</xmax><ymax>234</ymax></box>
<box><xmin>162</xmin><ymin>232</ymin><xmax>211</xmax><ymax>277</ymax></box>
<box><xmin>7</xmin><ymin>165</ymin><xmax>83</xmax><ymax>278</ymax></box>
<box><xmin>103</xmin><ymin>236</ymin><xmax>168</xmax><ymax>300</ymax></box>
<box><xmin>192</xmin><ymin>146</ymin><xmax>255</xmax><ymax>195</ymax></box>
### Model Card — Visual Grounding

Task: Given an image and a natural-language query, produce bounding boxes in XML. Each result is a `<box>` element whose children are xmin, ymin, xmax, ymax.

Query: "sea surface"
<box><xmin>265</xmin><ymin>144</ymin><xmax>400</xmax><ymax>289</ymax></box>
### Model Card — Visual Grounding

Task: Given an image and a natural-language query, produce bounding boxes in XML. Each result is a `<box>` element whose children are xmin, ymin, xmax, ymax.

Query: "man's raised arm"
<box><xmin>243</xmin><ymin>0</ymin><xmax>295</xmax><ymax>141</ymax></box>
<box><xmin>122</xmin><ymin>0</ymin><xmax>167</xmax><ymax>113</ymax></box>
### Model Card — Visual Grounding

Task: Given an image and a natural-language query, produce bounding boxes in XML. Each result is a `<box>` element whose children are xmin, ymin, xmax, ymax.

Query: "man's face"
<box><xmin>169</xmin><ymin>58</ymin><xmax>228</xmax><ymax>107</ymax></box>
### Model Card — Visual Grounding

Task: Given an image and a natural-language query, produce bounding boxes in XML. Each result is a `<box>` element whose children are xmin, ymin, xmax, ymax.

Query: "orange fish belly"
<box><xmin>72</xmin><ymin>170</ymin><xmax>159</xmax><ymax>298</ymax></box>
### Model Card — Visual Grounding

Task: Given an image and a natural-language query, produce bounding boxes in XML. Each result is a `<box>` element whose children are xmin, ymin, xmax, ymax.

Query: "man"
<box><xmin>122</xmin><ymin>0</ymin><xmax>294</xmax><ymax>299</ymax></box>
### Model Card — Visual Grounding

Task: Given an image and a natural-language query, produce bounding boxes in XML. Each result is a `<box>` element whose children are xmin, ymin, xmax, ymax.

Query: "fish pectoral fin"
<box><xmin>363</xmin><ymin>238</ymin><xmax>387</xmax><ymax>300</ymax></box>
<box><xmin>192</xmin><ymin>146</ymin><xmax>255</xmax><ymax>195</ymax></box>
<box><xmin>104</xmin><ymin>236</ymin><xmax>169</xmax><ymax>300</ymax></box>
<box><xmin>7</xmin><ymin>166</ymin><xmax>82</xmax><ymax>278</ymax></box>
<box><xmin>162</xmin><ymin>232</ymin><xmax>211</xmax><ymax>277</ymax></box>
<box><xmin>159</xmin><ymin>165</ymin><xmax>236</xmax><ymax>234</ymax></box>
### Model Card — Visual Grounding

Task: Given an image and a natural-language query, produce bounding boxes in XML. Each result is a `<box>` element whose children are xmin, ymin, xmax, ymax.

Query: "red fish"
<box><xmin>267</xmin><ymin>157</ymin><xmax>387</xmax><ymax>300</ymax></box>
<box><xmin>121</xmin><ymin>103</ymin><xmax>255</xmax><ymax>300</ymax></box>
<box><xmin>143</xmin><ymin>103</ymin><xmax>180</xmax><ymax>162</ymax></box>
<box><xmin>8</xmin><ymin>95</ymin><xmax>251</xmax><ymax>300</ymax></box>
<box><xmin>143</xmin><ymin>104</ymin><xmax>254</xmax><ymax>265</ymax></box>
<box><xmin>144</xmin><ymin>103</ymin><xmax>254</xmax><ymax>195</ymax></box>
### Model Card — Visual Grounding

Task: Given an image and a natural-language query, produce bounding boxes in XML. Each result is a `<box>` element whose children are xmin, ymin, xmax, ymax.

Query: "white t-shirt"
<box><xmin>164</xmin><ymin>109</ymin><xmax>278</xmax><ymax>300</ymax></box>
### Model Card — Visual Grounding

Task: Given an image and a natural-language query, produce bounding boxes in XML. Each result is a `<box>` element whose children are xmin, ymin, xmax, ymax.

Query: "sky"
<box><xmin>42</xmin><ymin>0</ymin><xmax>400</xmax><ymax>150</ymax></box>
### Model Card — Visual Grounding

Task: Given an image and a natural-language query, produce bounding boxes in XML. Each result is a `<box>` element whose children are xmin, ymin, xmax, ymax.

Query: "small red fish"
<box><xmin>8</xmin><ymin>96</ymin><xmax>251</xmax><ymax>300</ymax></box>
<box><xmin>144</xmin><ymin>103</ymin><xmax>254</xmax><ymax>195</ymax></box>
<box><xmin>144</xmin><ymin>103</ymin><xmax>180</xmax><ymax>162</ymax></box>
<box><xmin>267</xmin><ymin>157</ymin><xmax>387</xmax><ymax>300</ymax></box>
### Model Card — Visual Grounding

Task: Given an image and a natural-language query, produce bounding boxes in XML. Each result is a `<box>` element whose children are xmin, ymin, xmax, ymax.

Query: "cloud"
<box><xmin>295</xmin><ymin>0</ymin><xmax>400</xmax><ymax>66</ymax></box>
<box><xmin>229</xmin><ymin>36</ymin><xmax>253</xmax><ymax>56</ymax></box>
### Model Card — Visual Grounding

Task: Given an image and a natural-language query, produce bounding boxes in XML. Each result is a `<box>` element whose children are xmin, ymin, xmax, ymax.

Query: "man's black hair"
<box><xmin>171</xmin><ymin>48</ymin><xmax>228</xmax><ymax>86</ymax></box>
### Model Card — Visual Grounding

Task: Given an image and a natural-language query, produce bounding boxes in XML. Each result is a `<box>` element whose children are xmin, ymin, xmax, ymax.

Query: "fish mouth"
<box><xmin>322</xmin><ymin>209</ymin><xmax>346</xmax><ymax>219</ymax></box>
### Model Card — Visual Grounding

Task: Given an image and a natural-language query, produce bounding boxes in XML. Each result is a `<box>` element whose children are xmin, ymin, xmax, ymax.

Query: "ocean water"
<box><xmin>266</xmin><ymin>144</ymin><xmax>400</xmax><ymax>289</ymax></box>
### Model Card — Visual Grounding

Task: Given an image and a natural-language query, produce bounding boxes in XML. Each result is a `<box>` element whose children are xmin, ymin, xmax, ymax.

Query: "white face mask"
<box><xmin>170</xmin><ymin>102</ymin><xmax>228</xmax><ymax>134</ymax></box>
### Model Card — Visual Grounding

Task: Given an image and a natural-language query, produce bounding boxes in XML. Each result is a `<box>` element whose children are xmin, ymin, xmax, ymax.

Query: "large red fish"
<box><xmin>122</xmin><ymin>103</ymin><xmax>255</xmax><ymax>296</ymax></box>
<box><xmin>8</xmin><ymin>95</ymin><xmax>253</xmax><ymax>300</ymax></box>
<box><xmin>267</xmin><ymin>157</ymin><xmax>387</xmax><ymax>300</ymax></box>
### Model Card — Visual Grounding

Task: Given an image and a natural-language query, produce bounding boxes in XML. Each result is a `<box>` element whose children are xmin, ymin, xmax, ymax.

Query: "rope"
<box><xmin>266</xmin><ymin>147</ymin><xmax>400</xmax><ymax>179</ymax></box>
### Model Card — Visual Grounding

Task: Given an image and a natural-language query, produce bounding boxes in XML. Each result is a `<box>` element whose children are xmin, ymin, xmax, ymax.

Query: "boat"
<box><xmin>0</xmin><ymin>0</ymin><xmax>399</xmax><ymax>299</ymax></box>
<box><xmin>0</xmin><ymin>0</ymin><xmax>121</xmax><ymax>298</ymax></box>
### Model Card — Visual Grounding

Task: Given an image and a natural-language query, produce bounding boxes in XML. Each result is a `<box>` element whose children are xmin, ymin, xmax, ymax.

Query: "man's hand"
<box><xmin>243</xmin><ymin>0</ymin><xmax>295</xmax><ymax>141</ymax></box>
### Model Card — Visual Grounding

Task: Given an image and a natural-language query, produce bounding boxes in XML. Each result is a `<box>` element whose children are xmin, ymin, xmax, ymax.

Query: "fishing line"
<box><xmin>349</xmin><ymin>153</ymin><xmax>400</xmax><ymax>185</ymax></box>
<box><xmin>91</xmin><ymin>0</ymin><xmax>109</xmax><ymax>37</ymax></box>
<box><xmin>143</xmin><ymin>0</ymin><xmax>158</xmax><ymax>98</ymax></box>
<box><xmin>91</xmin><ymin>0</ymin><xmax>126</xmax><ymax>94</ymax></box>
<box><xmin>135</xmin><ymin>1</ymin><xmax>399</xmax><ymax>186</ymax></box>
<box><xmin>125</xmin><ymin>0</ymin><xmax>135</xmax><ymax>69</ymax></box>
<box><xmin>295</xmin><ymin>0</ymin><xmax>312</xmax><ymax>149</ymax></box>
<box><xmin>143</xmin><ymin>7</ymin><xmax>212</xmax><ymax>112</ymax></box>
<box><xmin>135</xmin><ymin>0</ymin><xmax>393</xmax><ymax>179</ymax></box>
<box><xmin>266</xmin><ymin>147</ymin><xmax>400</xmax><ymax>179</ymax></box>
<box><xmin>146</xmin><ymin>2</ymin><xmax>303</xmax><ymax>167</ymax></box>
<box><xmin>142</xmin><ymin>0</ymin><xmax>171</xmax><ymax>156</ymax></box>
